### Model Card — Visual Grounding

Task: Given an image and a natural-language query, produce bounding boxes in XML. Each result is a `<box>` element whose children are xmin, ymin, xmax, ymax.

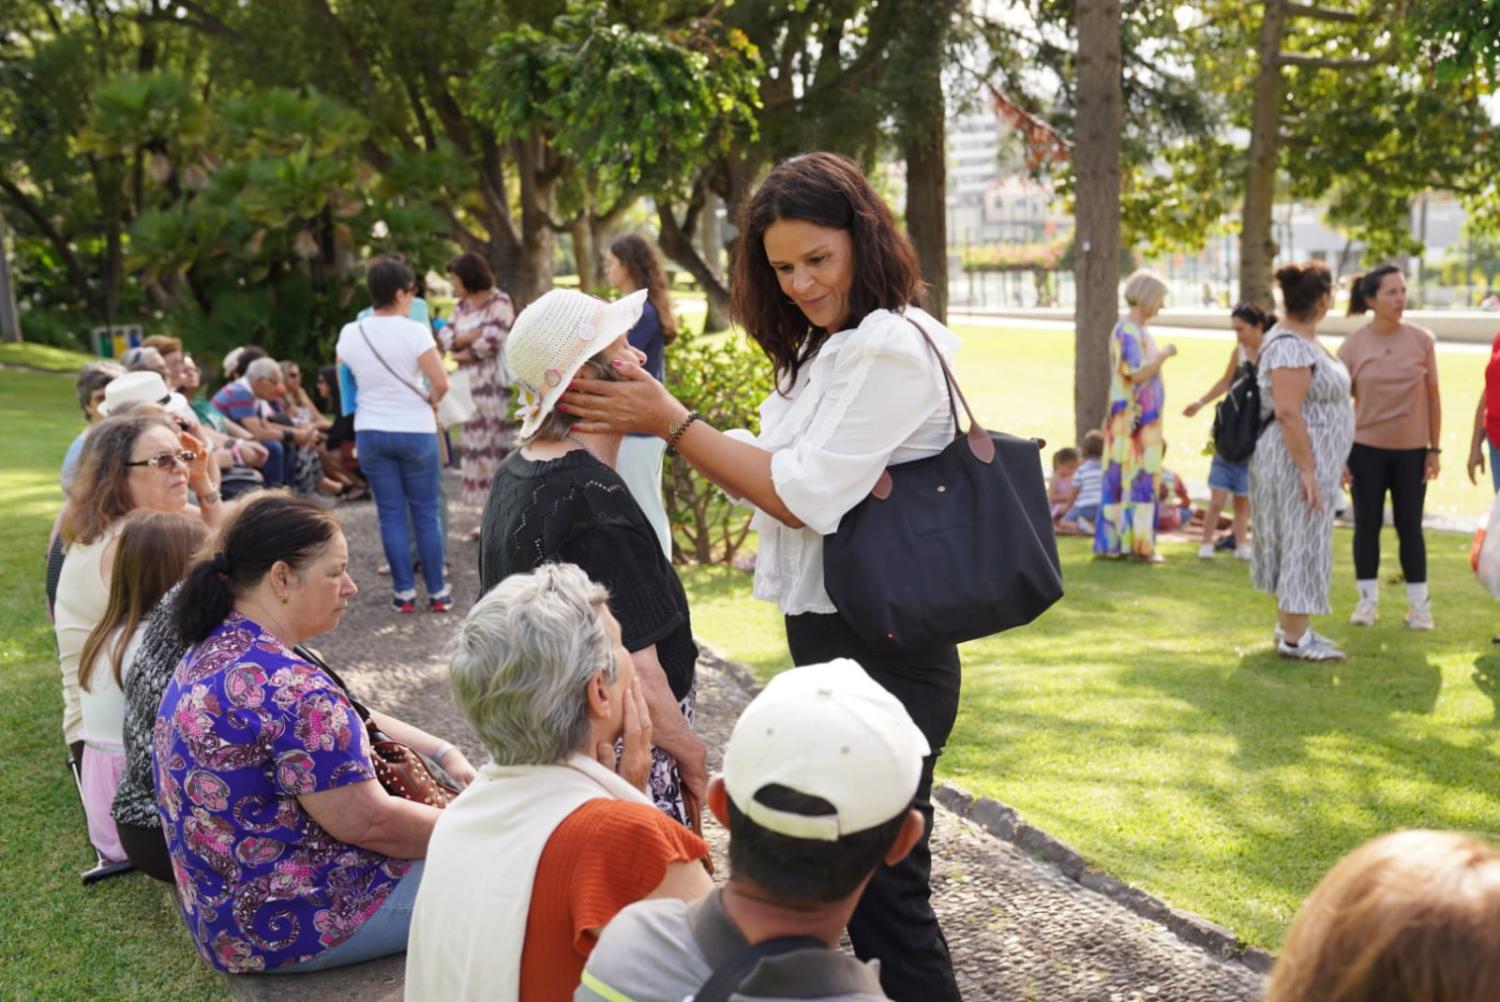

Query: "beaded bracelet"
<box><xmin>666</xmin><ymin>411</ymin><xmax>702</xmax><ymax>456</ymax></box>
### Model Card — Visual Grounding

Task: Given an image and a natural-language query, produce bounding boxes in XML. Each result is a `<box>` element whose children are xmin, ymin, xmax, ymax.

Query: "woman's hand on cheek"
<box><xmin>616</xmin><ymin>678</ymin><xmax>654</xmax><ymax>790</ymax></box>
<box><xmin>558</xmin><ymin>359</ymin><xmax>683</xmax><ymax>437</ymax></box>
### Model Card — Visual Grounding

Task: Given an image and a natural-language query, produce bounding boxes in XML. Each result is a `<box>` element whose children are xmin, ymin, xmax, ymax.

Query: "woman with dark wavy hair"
<box><xmin>559</xmin><ymin>151</ymin><xmax>963</xmax><ymax>1001</ymax></box>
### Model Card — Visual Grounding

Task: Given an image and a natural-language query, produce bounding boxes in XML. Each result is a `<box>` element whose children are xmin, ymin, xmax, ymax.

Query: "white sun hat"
<box><xmin>504</xmin><ymin>288</ymin><xmax>647</xmax><ymax>440</ymax></box>
<box><xmin>721</xmin><ymin>658</ymin><xmax>930</xmax><ymax>841</ymax></box>
<box><xmin>98</xmin><ymin>370</ymin><xmax>194</xmax><ymax>421</ymax></box>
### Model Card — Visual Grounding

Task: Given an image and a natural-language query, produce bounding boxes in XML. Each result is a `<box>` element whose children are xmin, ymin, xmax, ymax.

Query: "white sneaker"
<box><xmin>1278</xmin><ymin>629</ymin><xmax>1346</xmax><ymax>661</ymax></box>
<box><xmin>1405</xmin><ymin>604</ymin><xmax>1434</xmax><ymax>631</ymax></box>
<box><xmin>1197</xmin><ymin>543</ymin><xmax>1216</xmax><ymax>560</ymax></box>
<box><xmin>1076</xmin><ymin>516</ymin><xmax>1094</xmax><ymax>534</ymax></box>
<box><xmin>1235</xmin><ymin>544</ymin><xmax>1253</xmax><ymax>561</ymax></box>
<box><xmin>1349</xmin><ymin>599</ymin><xmax>1380</xmax><ymax>626</ymax></box>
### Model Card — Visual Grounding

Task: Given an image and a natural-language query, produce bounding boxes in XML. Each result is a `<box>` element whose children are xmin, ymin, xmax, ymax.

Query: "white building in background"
<box><xmin>946</xmin><ymin>110</ymin><xmax>1070</xmax><ymax>249</ymax></box>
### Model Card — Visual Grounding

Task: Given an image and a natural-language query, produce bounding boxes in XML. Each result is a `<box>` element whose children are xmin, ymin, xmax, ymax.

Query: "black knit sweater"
<box><xmin>478</xmin><ymin>449</ymin><xmax>697</xmax><ymax>700</ymax></box>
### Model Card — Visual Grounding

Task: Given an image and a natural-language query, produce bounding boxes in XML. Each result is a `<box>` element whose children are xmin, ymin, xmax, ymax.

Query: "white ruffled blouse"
<box><xmin>727</xmin><ymin>306</ymin><xmax>960</xmax><ymax>616</ymax></box>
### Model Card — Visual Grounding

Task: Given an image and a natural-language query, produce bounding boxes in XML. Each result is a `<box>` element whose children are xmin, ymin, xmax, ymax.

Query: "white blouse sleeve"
<box><xmin>769</xmin><ymin>335</ymin><xmax>947</xmax><ymax>535</ymax></box>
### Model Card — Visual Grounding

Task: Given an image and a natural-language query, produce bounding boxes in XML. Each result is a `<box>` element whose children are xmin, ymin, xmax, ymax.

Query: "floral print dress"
<box><xmin>440</xmin><ymin>289</ymin><xmax>517</xmax><ymax>506</ymax></box>
<box><xmin>1095</xmin><ymin>317</ymin><xmax>1165</xmax><ymax>558</ymax></box>
<box><xmin>153</xmin><ymin>614</ymin><xmax>410</xmax><ymax>973</ymax></box>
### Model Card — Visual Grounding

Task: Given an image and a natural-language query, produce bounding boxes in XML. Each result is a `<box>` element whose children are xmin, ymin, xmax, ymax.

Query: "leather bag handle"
<box><xmin>870</xmin><ymin>316</ymin><xmax>995</xmax><ymax>500</ymax></box>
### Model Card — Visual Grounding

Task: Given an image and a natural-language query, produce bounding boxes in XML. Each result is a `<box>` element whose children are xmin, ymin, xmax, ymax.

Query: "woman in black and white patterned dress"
<box><xmin>1251</xmin><ymin>262</ymin><xmax>1355</xmax><ymax>661</ymax></box>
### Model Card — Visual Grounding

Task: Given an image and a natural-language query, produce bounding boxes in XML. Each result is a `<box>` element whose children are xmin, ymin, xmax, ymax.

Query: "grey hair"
<box><xmin>244</xmin><ymin>357</ymin><xmax>281</xmax><ymax>383</ymax></box>
<box><xmin>75</xmin><ymin>362</ymin><xmax>125</xmax><ymax>415</ymax></box>
<box><xmin>448</xmin><ymin>563</ymin><xmax>616</xmax><ymax>766</ymax></box>
<box><xmin>524</xmin><ymin>355</ymin><xmax>618</xmax><ymax>444</ymax></box>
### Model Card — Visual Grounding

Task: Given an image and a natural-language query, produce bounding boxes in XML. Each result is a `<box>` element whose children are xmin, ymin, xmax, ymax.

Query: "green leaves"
<box><xmin>475</xmin><ymin>4</ymin><xmax>761</xmax><ymax>192</ymax></box>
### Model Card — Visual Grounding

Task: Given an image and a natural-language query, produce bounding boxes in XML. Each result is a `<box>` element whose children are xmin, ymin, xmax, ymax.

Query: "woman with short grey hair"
<box><xmin>406</xmin><ymin>563</ymin><xmax>711</xmax><ymax>1001</ymax></box>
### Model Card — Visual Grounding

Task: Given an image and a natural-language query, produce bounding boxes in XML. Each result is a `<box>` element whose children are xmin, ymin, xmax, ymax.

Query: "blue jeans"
<box><xmin>1491</xmin><ymin>440</ymin><xmax>1500</xmax><ymax>493</ymax></box>
<box><xmin>259</xmin><ymin>438</ymin><xmax>287</xmax><ymax>487</ymax></box>
<box><xmin>268</xmin><ymin>860</ymin><xmax>424</xmax><ymax>974</ymax></box>
<box><xmin>357</xmin><ymin>430</ymin><xmax>447</xmax><ymax>597</ymax></box>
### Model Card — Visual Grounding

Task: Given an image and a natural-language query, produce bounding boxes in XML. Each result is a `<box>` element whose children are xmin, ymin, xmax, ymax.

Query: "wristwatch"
<box><xmin>1427</xmin><ymin>447</ymin><xmax>1442</xmax><ymax>454</ymax></box>
<box><xmin>198</xmin><ymin>488</ymin><xmax>222</xmax><ymax>505</ymax></box>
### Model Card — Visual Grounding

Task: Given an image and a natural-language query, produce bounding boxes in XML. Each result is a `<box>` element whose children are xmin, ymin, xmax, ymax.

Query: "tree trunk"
<box><xmin>1072</xmin><ymin>0</ymin><xmax>1123</xmax><ymax>442</ymax></box>
<box><xmin>658</xmin><ymin>194</ymin><xmax>730</xmax><ymax>318</ymax></box>
<box><xmin>698</xmin><ymin>192</ymin><xmax>728</xmax><ymax>333</ymax></box>
<box><xmin>0</xmin><ymin>207</ymin><xmax>21</xmax><ymax>343</ymax></box>
<box><xmin>509</xmin><ymin>131</ymin><xmax>557</xmax><ymax>308</ymax></box>
<box><xmin>896</xmin><ymin>0</ymin><xmax>952</xmax><ymax>322</ymax></box>
<box><xmin>905</xmin><ymin>129</ymin><xmax>948</xmax><ymax>322</ymax></box>
<box><xmin>1239</xmin><ymin>0</ymin><xmax>1287</xmax><ymax>309</ymax></box>
<box><xmin>572</xmin><ymin>210</ymin><xmax>600</xmax><ymax>295</ymax></box>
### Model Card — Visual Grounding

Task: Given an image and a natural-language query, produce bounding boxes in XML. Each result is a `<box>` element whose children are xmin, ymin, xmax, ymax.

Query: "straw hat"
<box><xmin>504</xmin><ymin>288</ymin><xmax>647</xmax><ymax>439</ymax></box>
<box><xmin>98</xmin><ymin>370</ymin><xmax>194</xmax><ymax>420</ymax></box>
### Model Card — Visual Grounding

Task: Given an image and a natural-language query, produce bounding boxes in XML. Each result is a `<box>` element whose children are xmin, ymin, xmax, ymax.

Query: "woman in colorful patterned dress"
<box><xmin>155</xmin><ymin>493</ymin><xmax>477</xmax><ymax>974</ymax></box>
<box><xmin>441</xmin><ymin>252</ymin><xmax>517</xmax><ymax>512</ymax></box>
<box><xmin>1096</xmin><ymin>269</ymin><xmax>1178</xmax><ymax>561</ymax></box>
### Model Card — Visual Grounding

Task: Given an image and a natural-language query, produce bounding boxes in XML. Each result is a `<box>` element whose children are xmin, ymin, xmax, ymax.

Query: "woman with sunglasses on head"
<box><xmin>558</xmin><ymin>152</ymin><xmax>963</xmax><ymax>1002</ymax></box>
<box><xmin>336</xmin><ymin>254</ymin><xmax>452</xmax><ymax>613</ymax></box>
<box><xmin>54</xmin><ymin>411</ymin><xmax>222</xmax><ymax>768</ymax></box>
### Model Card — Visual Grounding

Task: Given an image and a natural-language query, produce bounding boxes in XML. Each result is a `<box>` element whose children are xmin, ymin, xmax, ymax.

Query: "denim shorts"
<box><xmin>1208</xmin><ymin>455</ymin><xmax>1250</xmax><ymax>497</ymax></box>
<box><xmin>1064</xmin><ymin>502</ymin><xmax>1100</xmax><ymax>523</ymax></box>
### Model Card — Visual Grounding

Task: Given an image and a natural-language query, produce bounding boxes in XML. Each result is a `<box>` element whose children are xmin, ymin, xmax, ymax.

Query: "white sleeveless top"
<box><xmin>54</xmin><ymin>522</ymin><xmax>123</xmax><ymax>745</ymax></box>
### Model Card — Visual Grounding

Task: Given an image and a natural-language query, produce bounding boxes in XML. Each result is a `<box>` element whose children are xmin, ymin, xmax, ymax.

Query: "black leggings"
<box><xmin>784</xmin><ymin>612</ymin><xmax>962</xmax><ymax>1002</ymax></box>
<box><xmin>1347</xmin><ymin>443</ymin><xmax>1427</xmax><ymax>584</ymax></box>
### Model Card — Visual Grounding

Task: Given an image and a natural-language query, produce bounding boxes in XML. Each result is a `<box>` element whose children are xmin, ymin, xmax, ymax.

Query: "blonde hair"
<box><xmin>1266</xmin><ymin>830</ymin><xmax>1500</xmax><ymax>1002</ymax></box>
<box><xmin>1122</xmin><ymin>269</ymin><xmax>1168</xmax><ymax>310</ymax></box>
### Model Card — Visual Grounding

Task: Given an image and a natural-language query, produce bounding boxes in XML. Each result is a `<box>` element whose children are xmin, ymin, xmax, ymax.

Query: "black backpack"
<box><xmin>1211</xmin><ymin>360</ymin><xmax>1263</xmax><ymax>462</ymax></box>
<box><xmin>1211</xmin><ymin>333</ymin><xmax>1292</xmax><ymax>463</ymax></box>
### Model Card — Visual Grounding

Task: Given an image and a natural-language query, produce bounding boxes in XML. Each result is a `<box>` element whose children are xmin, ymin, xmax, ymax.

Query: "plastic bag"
<box><xmin>1472</xmin><ymin>493</ymin><xmax>1500</xmax><ymax>598</ymax></box>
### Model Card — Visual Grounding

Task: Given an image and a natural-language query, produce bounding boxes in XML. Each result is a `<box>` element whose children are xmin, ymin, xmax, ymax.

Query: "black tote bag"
<box><xmin>822</xmin><ymin>317</ymin><xmax>1064</xmax><ymax>652</ymax></box>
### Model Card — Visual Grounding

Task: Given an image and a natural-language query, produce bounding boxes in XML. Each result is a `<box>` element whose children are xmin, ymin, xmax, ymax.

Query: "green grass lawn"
<box><xmin>4</xmin><ymin>322</ymin><xmax>1496</xmax><ymax>990</ymax></box>
<box><xmin>678</xmin><ymin>322</ymin><xmax>1500</xmax><ymax>950</ymax></box>
<box><xmin>683</xmin><ymin>534</ymin><xmax>1500</xmax><ymax>950</ymax></box>
<box><xmin>0</xmin><ymin>367</ymin><xmax>226</xmax><ymax>1000</ymax></box>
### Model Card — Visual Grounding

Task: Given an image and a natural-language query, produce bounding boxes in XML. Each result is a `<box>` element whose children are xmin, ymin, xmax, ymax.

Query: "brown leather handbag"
<box><xmin>295</xmin><ymin>645</ymin><xmax>461</xmax><ymax>807</ymax></box>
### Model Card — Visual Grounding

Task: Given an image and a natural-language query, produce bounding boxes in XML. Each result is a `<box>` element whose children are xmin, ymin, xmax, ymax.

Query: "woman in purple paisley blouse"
<box><xmin>154</xmin><ymin>493</ymin><xmax>477</xmax><ymax>975</ymax></box>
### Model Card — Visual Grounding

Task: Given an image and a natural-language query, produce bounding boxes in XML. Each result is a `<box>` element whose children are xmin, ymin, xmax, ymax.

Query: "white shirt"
<box><xmin>79</xmin><ymin>623</ymin><xmax>144</xmax><ymax>751</ymax></box>
<box><xmin>54</xmin><ymin>523</ymin><xmax>123</xmax><ymax>744</ymax></box>
<box><xmin>729</xmin><ymin>306</ymin><xmax>960</xmax><ymax>616</ymax></box>
<box><xmin>335</xmin><ymin>315</ymin><xmax>438</xmax><ymax>434</ymax></box>
<box><xmin>406</xmin><ymin>753</ymin><xmax>651</xmax><ymax>1002</ymax></box>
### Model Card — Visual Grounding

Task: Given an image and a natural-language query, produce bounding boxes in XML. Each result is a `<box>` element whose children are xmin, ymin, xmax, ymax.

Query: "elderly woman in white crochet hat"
<box><xmin>477</xmin><ymin>288</ymin><xmax>709</xmax><ymax>831</ymax></box>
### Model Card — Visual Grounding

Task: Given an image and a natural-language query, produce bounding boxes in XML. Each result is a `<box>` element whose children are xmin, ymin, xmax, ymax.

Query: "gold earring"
<box><xmin>278</xmin><ymin>593</ymin><xmax>289</xmax><ymax>605</ymax></box>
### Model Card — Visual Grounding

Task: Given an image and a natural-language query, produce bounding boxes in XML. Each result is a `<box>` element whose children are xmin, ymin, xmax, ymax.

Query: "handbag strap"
<box><xmin>358</xmin><ymin>322</ymin><xmax>432</xmax><ymax>408</ymax></box>
<box><xmin>293</xmin><ymin>644</ymin><xmax>374</xmax><ymax>724</ymax></box>
<box><xmin>867</xmin><ymin>315</ymin><xmax>997</xmax><ymax>500</ymax></box>
<box><xmin>693</xmin><ymin>935</ymin><xmax>825</xmax><ymax>1002</ymax></box>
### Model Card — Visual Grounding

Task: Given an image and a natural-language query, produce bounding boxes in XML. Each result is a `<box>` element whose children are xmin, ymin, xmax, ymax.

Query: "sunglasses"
<box><xmin>125</xmin><ymin>449</ymin><xmax>196</xmax><ymax>471</ymax></box>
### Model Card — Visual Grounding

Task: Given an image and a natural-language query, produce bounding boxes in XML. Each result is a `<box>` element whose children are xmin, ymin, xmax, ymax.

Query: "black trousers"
<box><xmin>117</xmin><ymin>821</ymin><xmax>176</xmax><ymax>883</ymax></box>
<box><xmin>1347</xmin><ymin>443</ymin><xmax>1428</xmax><ymax>584</ymax></box>
<box><xmin>785</xmin><ymin>612</ymin><xmax>962</xmax><ymax>1002</ymax></box>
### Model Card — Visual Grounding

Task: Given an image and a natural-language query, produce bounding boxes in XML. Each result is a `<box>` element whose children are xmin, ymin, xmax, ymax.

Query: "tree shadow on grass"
<box><xmin>1472</xmin><ymin>651</ymin><xmax>1500</xmax><ymax>725</ymax></box>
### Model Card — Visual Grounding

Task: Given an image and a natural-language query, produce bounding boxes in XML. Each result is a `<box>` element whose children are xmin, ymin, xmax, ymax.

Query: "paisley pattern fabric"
<box><xmin>440</xmin><ymin>289</ymin><xmax>517</xmax><ymax>506</ymax></box>
<box><xmin>1096</xmin><ymin>318</ymin><xmax>1165</xmax><ymax>558</ymax></box>
<box><xmin>153</xmin><ymin>613</ymin><xmax>409</xmax><ymax>973</ymax></box>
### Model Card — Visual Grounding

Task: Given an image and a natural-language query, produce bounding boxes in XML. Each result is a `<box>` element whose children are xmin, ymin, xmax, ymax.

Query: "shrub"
<box><xmin>663</xmin><ymin>325</ymin><xmax>773</xmax><ymax>565</ymax></box>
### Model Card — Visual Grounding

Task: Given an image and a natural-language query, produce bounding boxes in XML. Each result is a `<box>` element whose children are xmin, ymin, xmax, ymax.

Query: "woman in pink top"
<box><xmin>1337</xmin><ymin>265</ymin><xmax>1441</xmax><ymax>631</ymax></box>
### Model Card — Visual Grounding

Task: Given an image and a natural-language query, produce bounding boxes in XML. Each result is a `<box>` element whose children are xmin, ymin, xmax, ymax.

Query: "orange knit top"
<box><xmin>519</xmin><ymin>798</ymin><xmax>708</xmax><ymax>1000</ymax></box>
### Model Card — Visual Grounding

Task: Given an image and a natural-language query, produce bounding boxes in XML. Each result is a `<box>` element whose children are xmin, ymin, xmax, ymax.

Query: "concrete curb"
<box><xmin>933</xmin><ymin>782</ymin><xmax>1276</xmax><ymax>977</ymax></box>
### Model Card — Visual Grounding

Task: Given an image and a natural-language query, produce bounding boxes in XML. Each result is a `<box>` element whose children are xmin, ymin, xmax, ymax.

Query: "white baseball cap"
<box><xmin>722</xmin><ymin>659</ymin><xmax>930</xmax><ymax>842</ymax></box>
<box><xmin>503</xmin><ymin>288</ymin><xmax>647</xmax><ymax>440</ymax></box>
<box><xmin>98</xmin><ymin>370</ymin><xmax>194</xmax><ymax>420</ymax></box>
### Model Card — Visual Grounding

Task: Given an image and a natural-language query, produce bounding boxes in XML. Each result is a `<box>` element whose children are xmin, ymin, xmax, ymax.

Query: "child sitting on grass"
<box><xmin>1049</xmin><ymin>447</ymin><xmax>1081</xmax><ymax>523</ymax></box>
<box><xmin>1157</xmin><ymin>465</ymin><xmax>1194</xmax><ymax>532</ymax></box>
<box><xmin>1059</xmin><ymin>431</ymin><xmax>1105</xmax><ymax>535</ymax></box>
